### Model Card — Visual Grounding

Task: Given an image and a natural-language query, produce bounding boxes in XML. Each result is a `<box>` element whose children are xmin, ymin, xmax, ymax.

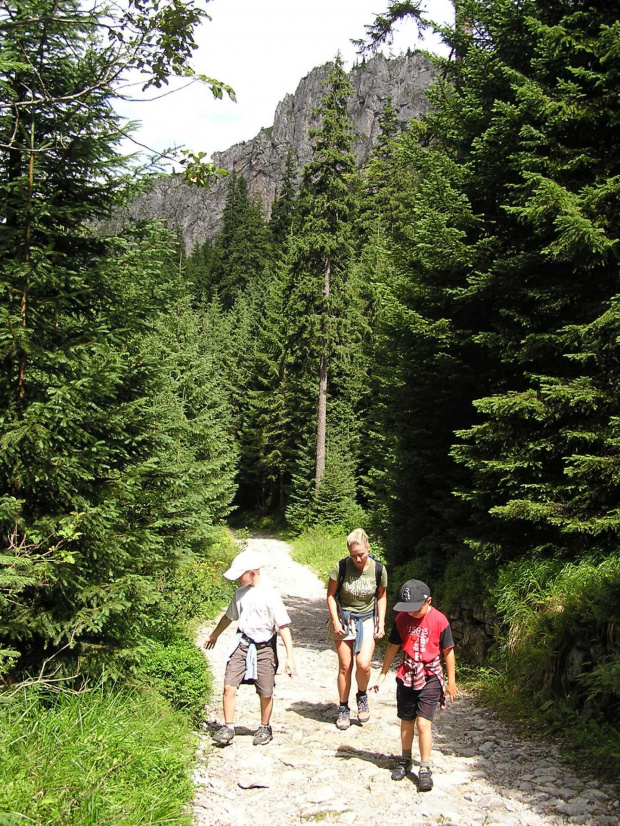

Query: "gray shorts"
<box><xmin>224</xmin><ymin>641</ymin><xmax>276</xmax><ymax>697</ymax></box>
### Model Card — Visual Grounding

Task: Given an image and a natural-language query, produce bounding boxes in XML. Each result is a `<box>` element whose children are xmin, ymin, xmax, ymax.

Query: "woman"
<box><xmin>326</xmin><ymin>528</ymin><xmax>387</xmax><ymax>730</ymax></box>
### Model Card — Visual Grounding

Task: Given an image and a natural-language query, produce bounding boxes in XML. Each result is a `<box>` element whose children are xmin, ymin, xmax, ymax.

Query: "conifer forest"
<box><xmin>1</xmin><ymin>0</ymin><xmax>620</xmax><ymax>808</ymax></box>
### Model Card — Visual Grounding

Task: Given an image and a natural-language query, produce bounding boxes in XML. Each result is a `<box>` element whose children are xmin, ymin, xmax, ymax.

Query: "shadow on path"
<box><xmin>286</xmin><ymin>700</ymin><xmax>336</xmax><ymax>723</ymax></box>
<box><xmin>279</xmin><ymin>593</ymin><xmax>331</xmax><ymax>652</ymax></box>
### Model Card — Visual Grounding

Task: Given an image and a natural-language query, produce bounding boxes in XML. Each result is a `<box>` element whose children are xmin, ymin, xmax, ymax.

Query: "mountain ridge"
<box><xmin>114</xmin><ymin>52</ymin><xmax>436</xmax><ymax>252</ymax></box>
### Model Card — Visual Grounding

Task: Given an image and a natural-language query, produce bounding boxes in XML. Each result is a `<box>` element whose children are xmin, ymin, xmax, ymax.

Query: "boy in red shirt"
<box><xmin>371</xmin><ymin>579</ymin><xmax>457</xmax><ymax>792</ymax></box>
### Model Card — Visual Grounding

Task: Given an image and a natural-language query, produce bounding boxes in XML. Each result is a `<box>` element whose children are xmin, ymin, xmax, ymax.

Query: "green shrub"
<box><xmin>489</xmin><ymin>554</ymin><xmax>620</xmax><ymax>721</ymax></box>
<box><xmin>0</xmin><ymin>686</ymin><xmax>194</xmax><ymax>826</ymax></box>
<box><xmin>141</xmin><ymin>638</ymin><xmax>210</xmax><ymax>722</ymax></box>
<box><xmin>149</xmin><ymin>527</ymin><xmax>237</xmax><ymax>642</ymax></box>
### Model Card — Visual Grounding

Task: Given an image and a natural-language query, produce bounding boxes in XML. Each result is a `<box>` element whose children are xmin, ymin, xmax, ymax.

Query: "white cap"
<box><xmin>223</xmin><ymin>549</ymin><xmax>264</xmax><ymax>580</ymax></box>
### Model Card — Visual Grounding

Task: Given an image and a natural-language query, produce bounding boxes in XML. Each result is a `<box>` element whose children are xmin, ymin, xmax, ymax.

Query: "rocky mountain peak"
<box><xmin>120</xmin><ymin>52</ymin><xmax>436</xmax><ymax>252</ymax></box>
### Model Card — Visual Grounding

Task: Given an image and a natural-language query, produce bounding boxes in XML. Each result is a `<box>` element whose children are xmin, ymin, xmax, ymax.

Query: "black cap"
<box><xmin>393</xmin><ymin>579</ymin><xmax>431</xmax><ymax>612</ymax></box>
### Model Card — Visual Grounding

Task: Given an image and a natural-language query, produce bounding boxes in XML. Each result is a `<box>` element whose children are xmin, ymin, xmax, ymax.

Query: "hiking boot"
<box><xmin>356</xmin><ymin>691</ymin><xmax>370</xmax><ymax>723</ymax></box>
<box><xmin>211</xmin><ymin>725</ymin><xmax>235</xmax><ymax>746</ymax></box>
<box><xmin>336</xmin><ymin>705</ymin><xmax>351</xmax><ymax>730</ymax></box>
<box><xmin>418</xmin><ymin>767</ymin><xmax>433</xmax><ymax>792</ymax></box>
<box><xmin>253</xmin><ymin>724</ymin><xmax>273</xmax><ymax>746</ymax></box>
<box><xmin>391</xmin><ymin>760</ymin><xmax>412</xmax><ymax>781</ymax></box>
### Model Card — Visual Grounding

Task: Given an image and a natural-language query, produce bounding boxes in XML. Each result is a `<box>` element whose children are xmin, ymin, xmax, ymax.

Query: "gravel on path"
<box><xmin>193</xmin><ymin>537</ymin><xmax>619</xmax><ymax>826</ymax></box>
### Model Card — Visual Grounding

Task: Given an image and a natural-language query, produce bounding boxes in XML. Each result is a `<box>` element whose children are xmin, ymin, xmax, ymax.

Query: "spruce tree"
<box><xmin>236</xmin><ymin>262</ymin><xmax>292</xmax><ymax>514</ymax></box>
<box><xmin>448</xmin><ymin>0</ymin><xmax>620</xmax><ymax>571</ymax></box>
<box><xmin>269</xmin><ymin>149</ymin><xmax>298</xmax><ymax>252</ymax></box>
<box><xmin>144</xmin><ymin>290</ymin><xmax>238</xmax><ymax>550</ymax></box>
<box><xmin>282</xmin><ymin>55</ymin><xmax>360</xmax><ymax>516</ymax></box>
<box><xmin>209</xmin><ymin>173</ymin><xmax>272</xmax><ymax>309</ymax></box>
<box><xmin>0</xmin><ymin>0</ymin><xmax>223</xmax><ymax>678</ymax></box>
<box><xmin>361</xmin><ymin>0</ymin><xmax>620</xmax><ymax>581</ymax></box>
<box><xmin>185</xmin><ymin>238</ymin><xmax>215</xmax><ymax>304</ymax></box>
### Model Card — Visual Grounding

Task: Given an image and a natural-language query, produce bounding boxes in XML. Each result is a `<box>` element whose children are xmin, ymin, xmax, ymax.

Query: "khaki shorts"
<box><xmin>224</xmin><ymin>642</ymin><xmax>276</xmax><ymax>697</ymax></box>
<box><xmin>328</xmin><ymin>615</ymin><xmax>375</xmax><ymax>645</ymax></box>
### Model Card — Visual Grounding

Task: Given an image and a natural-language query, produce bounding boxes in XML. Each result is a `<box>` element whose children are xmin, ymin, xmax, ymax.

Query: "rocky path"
<box><xmin>193</xmin><ymin>538</ymin><xmax>618</xmax><ymax>826</ymax></box>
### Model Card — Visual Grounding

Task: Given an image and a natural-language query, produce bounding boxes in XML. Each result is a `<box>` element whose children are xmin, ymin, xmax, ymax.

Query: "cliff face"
<box><xmin>123</xmin><ymin>52</ymin><xmax>436</xmax><ymax>252</ymax></box>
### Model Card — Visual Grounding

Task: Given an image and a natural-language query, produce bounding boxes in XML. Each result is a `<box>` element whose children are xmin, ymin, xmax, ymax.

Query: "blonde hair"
<box><xmin>346</xmin><ymin>528</ymin><xmax>369</xmax><ymax>550</ymax></box>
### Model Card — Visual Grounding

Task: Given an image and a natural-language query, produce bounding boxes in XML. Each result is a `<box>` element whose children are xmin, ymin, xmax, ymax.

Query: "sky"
<box><xmin>117</xmin><ymin>0</ymin><xmax>454</xmax><ymax>166</ymax></box>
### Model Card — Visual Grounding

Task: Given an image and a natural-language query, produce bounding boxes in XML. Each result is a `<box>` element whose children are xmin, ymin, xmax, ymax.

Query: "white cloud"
<box><xmin>117</xmin><ymin>0</ymin><xmax>454</xmax><ymax>165</ymax></box>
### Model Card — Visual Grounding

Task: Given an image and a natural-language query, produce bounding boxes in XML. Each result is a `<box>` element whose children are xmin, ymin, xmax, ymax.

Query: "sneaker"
<box><xmin>211</xmin><ymin>725</ymin><xmax>235</xmax><ymax>746</ymax></box>
<box><xmin>418</xmin><ymin>767</ymin><xmax>433</xmax><ymax>792</ymax></box>
<box><xmin>336</xmin><ymin>705</ymin><xmax>351</xmax><ymax>730</ymax></box>
<box><xmin>252</xmin><ymin>725</ymin><xmax>273</xmax><ymax>746</ymax></box>
<box><xmin>356</xmin><ymin>691</ymin><xmax>370</xmax><ymax>723</ymax></box>
<box><xmin>390</xmin><ymin>760</ymin><xmax>412</xmax><ymax>781</ymax></box>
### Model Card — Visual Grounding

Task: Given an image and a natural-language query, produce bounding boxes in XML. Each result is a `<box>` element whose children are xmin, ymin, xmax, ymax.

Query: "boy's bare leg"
<box><xmin>223</xmin><ymin>684</ymin><xmax>237</xmax><ymax>724</ymax></box>
<box><xmin>335</xmin><ymin>640</ymin><xmax>354</xmax><ymax>702</ymax></box>
<box><xmin>400</xmin><ymin>718</ymin><xmax>416</xmax><ymax>753</ymax></box>
<box><xmin>416</xmin><ymin>716</ymin><xmax>433</xmax><ymax>763</ymax></box>
<box><xmin>391</xmin><ymin>718</ymin><xmax>415</xmax><ymax>780</ymax></box>
<box><xmin>259</xmin><ymin>694</ymin><xmax>273</xmax><ymax>726</ymax></box>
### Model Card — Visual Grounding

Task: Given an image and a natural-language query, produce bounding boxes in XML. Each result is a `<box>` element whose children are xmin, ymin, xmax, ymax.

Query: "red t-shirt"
<box><xmin>389</xmin><ymin>606</ymin><xmax>454</xmax><ymax>663</ymax></box>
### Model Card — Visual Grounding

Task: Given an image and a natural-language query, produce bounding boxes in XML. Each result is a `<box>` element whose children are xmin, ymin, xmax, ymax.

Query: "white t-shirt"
<box><xmin>225</xmin><ymin>583</ymin><xmax>291</xmax><ymax>643</ymax></box>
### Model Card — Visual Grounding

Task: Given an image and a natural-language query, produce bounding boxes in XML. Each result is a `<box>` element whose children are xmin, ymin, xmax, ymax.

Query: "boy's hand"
<box><xmin>445</xmin><ymin>681</ymin><xmax>458</xmax><ymax>702</ymax></box>
<box><xmin>369</xmin><ymin>672</ymin><xmax>386</xmax><ymax>692</ymax></box>
<box><xmin>203</xmin><ymin>634</ymin><xmax>218</xmax><ymax>650</ymax></box>
<box><xmin>285</xmin><ymin>658</ymin><xmax>297</xmax><ymax>677</ymax></box>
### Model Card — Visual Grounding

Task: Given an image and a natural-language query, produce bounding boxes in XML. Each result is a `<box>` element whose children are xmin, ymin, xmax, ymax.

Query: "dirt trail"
<box><xmin>193</xmin><ymin>537</ymin><xmax>618</xmax><ymax>826</ymax></box>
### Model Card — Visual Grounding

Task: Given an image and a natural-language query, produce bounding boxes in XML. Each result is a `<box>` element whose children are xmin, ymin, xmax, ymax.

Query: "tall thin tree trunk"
<box><xmin>315</xmin><ymin>256</ymin><xmax>331</xmax><ymax>489</ymax></box>
<box><xmin>316</xmin><ymin>352</ymin><xmax>327</xmax><ymax>488</ymax></box>
<box><xmin>17</xmin><ymin>144</ymin><xmax>34</xmax><ymax>405</ymax></box>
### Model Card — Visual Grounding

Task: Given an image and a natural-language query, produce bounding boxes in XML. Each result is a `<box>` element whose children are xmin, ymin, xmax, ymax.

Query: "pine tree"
<box><xmin>0</xmin><ymin>0</ymin><xmax>221</xmax><ymax>678</ymax></box>
<box><xmin>209</xmin><ymin>173</ymin><xmax>272</xmax><ymax>309</ymax></box>
<box><xmin>434</xmin><ymin>0</ymin><xmax>620</xmax><ymax>571</ymax></box>
<box><xmin>144</xmin><ymin>290</ymin><xmax>238</xmax><ymax>551</ymax></box>
<box><xmin>362</xmin><ymin>0</ymin><xmax>620</xmax><ymax>580</ymax></box>
<box><xmin>282</xmin><ymin>55</ymin><xmax>360</xmax><ymax>512</ymax></box>
<box><xmin>358</xmin><ymin>114</ymin><xmax>476</xmax><ymax>565</ymax></box>
<box><xmin>236</xmin><ymin>262</ymin><xmax>292</xmax><ymax>514</ymax></box>
<box><xmin>185</xmin><ymin>238</ymin><xmax>215</xmax><ymax>304</ymax></box>
<box><xmin>269</xmin><ymin>149</ymin><xmax>298</xmax><ymax>252</ymax></box>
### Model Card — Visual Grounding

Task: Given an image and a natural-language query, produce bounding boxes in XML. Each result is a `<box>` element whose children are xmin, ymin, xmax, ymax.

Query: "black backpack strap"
<box><xmin>336</xmin><ymin>557</ymin><xmax>347</xmax><ymax>600</ymax></box>
<box><xmin>369</xmin><ymin>554</ymin><xmax>384</xmax><ymax>622</ymax></box>
<box><xmin>369</xmin><ymin>554</ymin><xmax>383</xmax><ymax>592</ymax></box>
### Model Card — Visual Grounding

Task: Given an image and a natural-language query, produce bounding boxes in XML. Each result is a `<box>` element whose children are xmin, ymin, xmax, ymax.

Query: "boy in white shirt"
<box><xmin>204</xmin><ymin>549</ymin><xmax>296</xmax><ymax>745</ymax></box>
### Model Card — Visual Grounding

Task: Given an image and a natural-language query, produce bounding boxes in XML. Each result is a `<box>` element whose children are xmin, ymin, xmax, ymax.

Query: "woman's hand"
<box><xmin>332</xmin><ymin>622</ymin><xmax>348</xmax><ymax>638</ymax></box>
<box><xmin>374</xmin><ymin>622</ymin><xmax>385</xmax><ymax>640</ymax></box>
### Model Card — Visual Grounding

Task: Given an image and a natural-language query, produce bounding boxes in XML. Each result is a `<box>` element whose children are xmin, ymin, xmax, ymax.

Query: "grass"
<box><xmin>290</xmin><ymin>526</ymin><xmax>349</xmax><ymax>584</ymax></box>
<box><xmin>0</xmin><ymin>686</ymin><xmax>195</xmax><ymax>826</ymax></box>
<box><xmin>463</xmin><ymin>665</ymin><xmax>620</xmax><ymax>783</ymax></box>
<box><xmin>0</xmin><ymin>525</ymin><xmax>241</xmax><ymax>826</ymax></box>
